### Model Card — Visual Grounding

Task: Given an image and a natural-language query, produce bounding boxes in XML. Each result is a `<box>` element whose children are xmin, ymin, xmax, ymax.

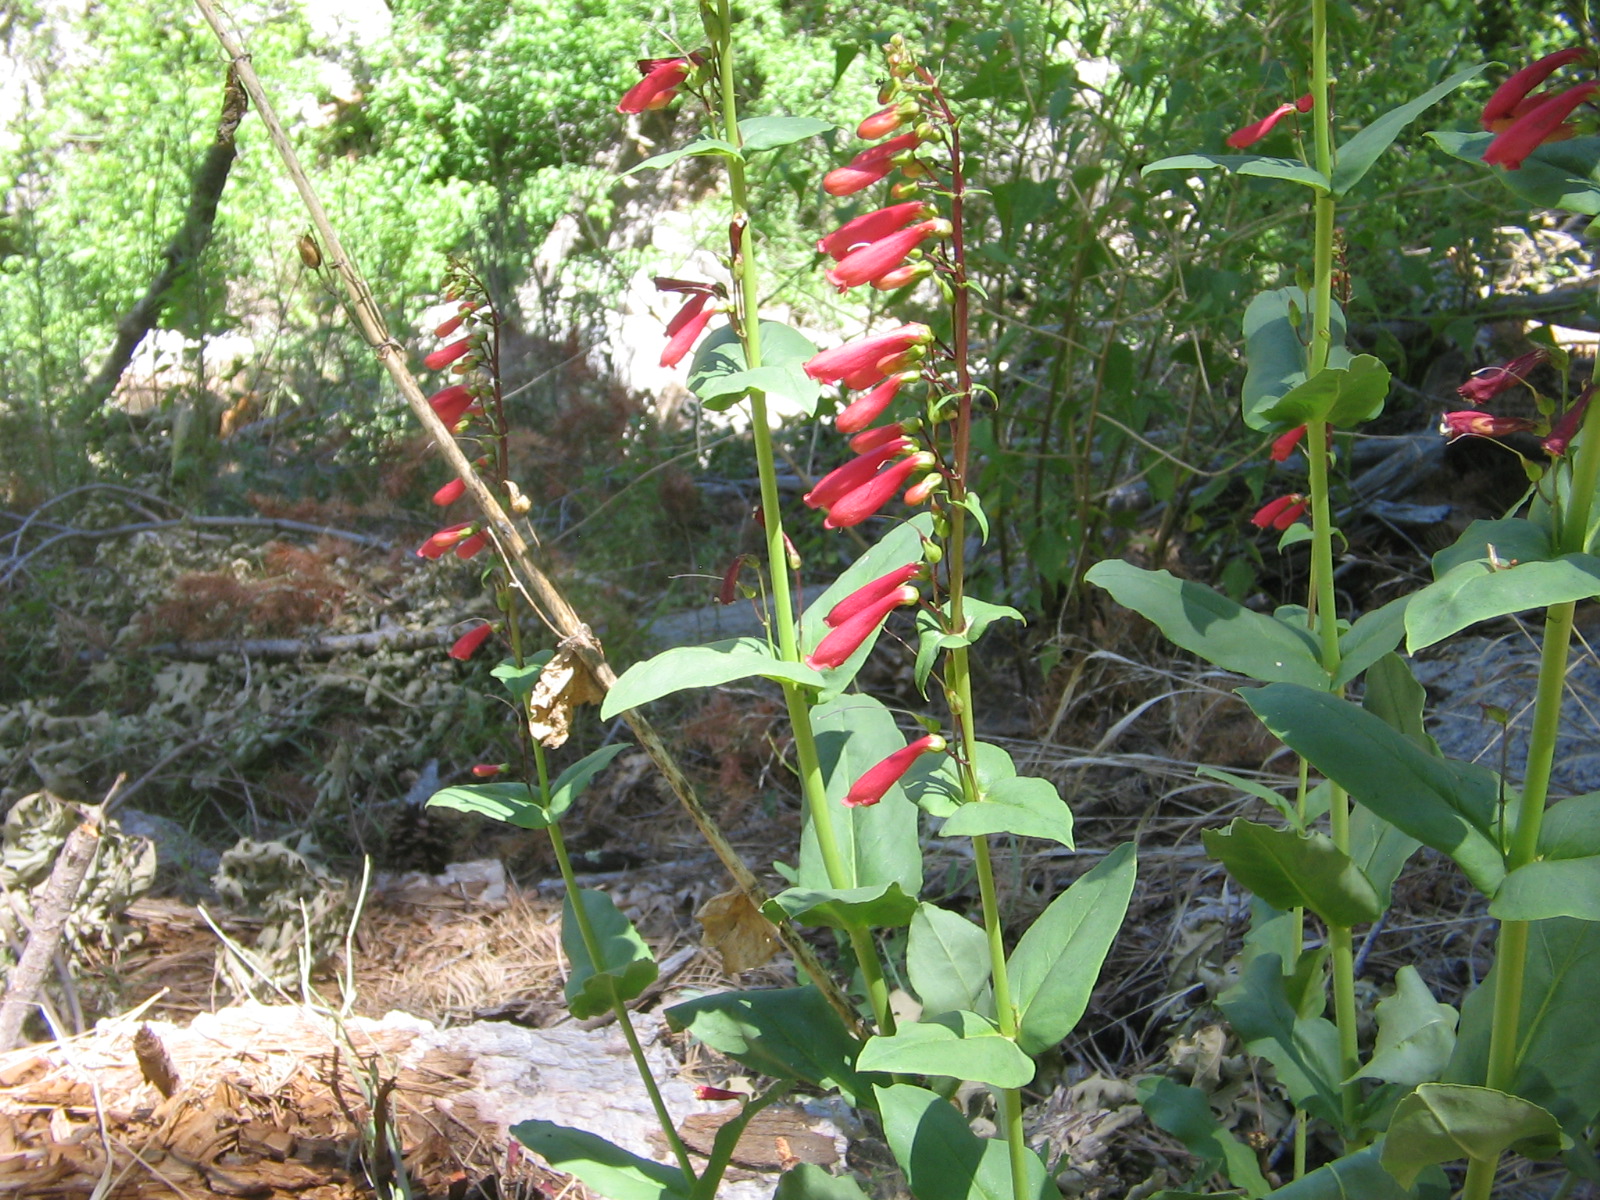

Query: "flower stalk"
<box><xmin>703</xmin><ymin>0</ymin><xmax>896</xmax><ymax>1034</ymax></box>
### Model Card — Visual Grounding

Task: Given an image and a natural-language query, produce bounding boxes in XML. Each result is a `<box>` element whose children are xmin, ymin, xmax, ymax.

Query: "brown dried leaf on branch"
<box><xmin>526</xmin><ymin>647</ymin><xmax>604</xmax><ymax>748</ymax></box>
<box><xmin>695</xmin><ymin>888</ymin><xmax>778</xmax><ymax>974</ymax></box>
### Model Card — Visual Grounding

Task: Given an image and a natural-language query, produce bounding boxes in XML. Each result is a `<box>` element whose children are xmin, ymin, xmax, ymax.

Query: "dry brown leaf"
<box><xmin>695</xmin><ymin>890</ymin><xmax>779</xmax><ymax>974</ymax></box>
<box><xmin>526</xmin><ymin>648</ymin><xmax>604</xmax><ymax>748</ymax></box>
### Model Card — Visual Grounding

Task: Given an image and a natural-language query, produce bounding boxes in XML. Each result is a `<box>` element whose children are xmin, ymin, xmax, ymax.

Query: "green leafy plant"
<box><xmin>1092</xmin><ymin>11</ymin><xmax>1600</xmax><ymax>1197</ymax></box>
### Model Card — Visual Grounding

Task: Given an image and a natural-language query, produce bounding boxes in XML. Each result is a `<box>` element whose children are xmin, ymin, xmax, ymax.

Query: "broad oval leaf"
<box><xmin>1254</xmin><ymin>354</ymin><xmax>1390</xmax><ymax>430</ymax></box>
<box><xmin>620</xmin><ymin>136</ymin><xmax>741</xmax><ymax>178</ymax></box>
<box><xmin>666</xmin><ymin>987</ymin><xmax>874</xmax><ymax>1107</ymax></box>
<box><xmin>1356</xmin><ymin>966</ymin><xmax>1458</xmax><ymax>1087</ymax></box>
<box><xmin>1086</xmin><ymin>560</ymin><xmax>1327</xmax><ymax>687</ymax></box>
<box><xmin>1432</xmin><ymin>130</ymin><xmax>1600</xmax><ymax>216</ymax></box>
<box><xmin>1446</xmin><ymin>918</ymin><xmax>1600</xmax><ymax>1134</ymax></box>
<box><xmin>1203</xmin><ymin>817</ymin><xmax>1383</xmax><ymax>927</ymax></box>
<box><xmin>765</xmin><ymin>881</ymin><xmax>919</xmax><ymax>929</ymax></box>
<box><xmin>562</xmin><ymin>887</ymin><xmax>658</xmax><ymax>1019</ymax></box>
<box><xmin>798</xmin><ymin>693</ymin><xmax>924</xmax><ymax>898</ymax></box>
<box><xmin>1240</xmin><ymin>288</ymin><xmax>1354</xmax><ymax>431</ymax></box>
<box><xmin>1007</xmin><ymin>842</ymin><xmax>1136</xmax><ymax>1055</ymax></box>
<box><xmin>1491</xmin><ymin>857</ymin><xmax>1600</xmax><ymax>921</ymax></box>
<box><xmin>1220</xmin><ymin>952</ymin><xmax>1345</xmax><ymax>1129</ymax></box>
<box><xmin>1243</xmin><ymin>684</ymin><xmax>1507</xmax><ymax>896</ymax></box>
<box><xmin>1405</xmin><ymin>554</ymin><xmax>1600</xmax><ymax>652</ymax></box>
<box><xmin>510</xmin><ymin>1121</ymin><xmax>689</xmax><ymax>1200</ymax></box>
<box><xmin>857</xmin><ymin>1011</ymin><xmax>1036</xmax><ymax>1089</ymax></box>
<box><xmin>687</xmin><ymin>321</ymin><xmax>821</xmax><ymax>415</ymax></box>
<box><xmin>546</xmin><ymin>743</ymin><xmax>634</xmax><ymax>823</ymax></box>
<box><xmin>1267</xmin><ymin>1142</ymin><xmax>1436</xmax><ymax>1199</ymax></box>
<box><xmin>774</xmin><ymin>1164</ymin><xmax>870</xmax><ymax>1200</ymax></box>
<box><xmin>427</xmin><ymin>781</ymin><xmax>548</xmax><ymax>829</ymax></box>
<box><xmin>938</xmin><ymin>774</ymin><xmax>1075</xmax><ymax>848</ymax></box>
<box><xmin>1334</xmin><ymin>595</ymin><xmax>1411</xmax><ymax>687</ymax></box>
<box><xmin>601</xmin><ymin>638</ymin><xmax>824</xmax><ymax>718</ymax></box>
<box><xmin>1383</xmin><ymin>1084</ymin><xmax>1566</xmax><ymax>1188</ymax></box>
<box><xmin>1332</xmin><ymin>65</ymin><xmax>1487</xmax><ymax>196</ymax></box>
<box><xmin>875</xmin><ymin>1083</ymin><xmax>1052</xmax><ymax>1200</ymax></box>
<box><xmin>1142</xmin><ymin>152</ymin><xmax>1330</xmax><ymax>192</ymax></box>
<box><xmin>907</xmin><ymin>902</ymin><xmax>993</xmax><ymax>1018</ymax></box>
<box><xmin>739</xmin><ymin>115</ymin><xmax>835</xmax><ymax>152</ymax></box>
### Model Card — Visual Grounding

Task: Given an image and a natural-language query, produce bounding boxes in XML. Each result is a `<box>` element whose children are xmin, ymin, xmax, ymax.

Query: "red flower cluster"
<box><xmin>806</xmin><ymin>571</ymin><xmax>922</xmax><ymax>670</ymax></box>
<box><xmin>1481</xmin><ymin>48</ymin><xmax>1598</xmax><ymax>169</ymax></box>
<box><xmin>1226</xmin><ymin>93</ymin><xmax>1314</xmax><ymax>149</ymax></box>
<box><xmin>1251</xmin><ymin>494</ymin><xmax>1308</xmax><ymax>531</ymax></box>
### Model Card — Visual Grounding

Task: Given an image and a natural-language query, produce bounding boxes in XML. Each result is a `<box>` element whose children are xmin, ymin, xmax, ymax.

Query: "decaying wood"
<box><xmin>85</xmin><ymin>66</ymin><xmax>250</xmax><ymax>408</ymax></box>
<box><xmin>133</xmin><ymin>1023</ymin><xmax>180</xmax><ymax>1097</ymax></box>
<box><xmin>0</xmin><ymin>812</ymin><xmax>101</xmax><ymax>1052</ymax></box>
<box><xmin>191</xmin><ymin>0</ymin><xmax>863</xmax><ymax>1040</ymax></box>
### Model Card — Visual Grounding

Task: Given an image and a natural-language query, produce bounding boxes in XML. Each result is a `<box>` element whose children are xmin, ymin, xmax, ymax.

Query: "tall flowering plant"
<box><xmin>564</xmin><ymin>21</ymin><xmax>1134</xmax><ymax>1200</ymax></box>
<box><xmin>1091</xmin><ymin>11</ymin><xmax>1600</xmax><ymax>1199</ymax></box>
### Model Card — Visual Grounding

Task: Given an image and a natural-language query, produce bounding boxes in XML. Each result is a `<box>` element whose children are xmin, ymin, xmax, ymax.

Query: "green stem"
<box><xmin>710</xmin><ymin>0</ymin><xmax>892</xmax><ymax>1033</ymax></box>
<box><xmin>540</xmin><ymin>745</ymin><xmax>696</xmax><ymax>1180</ymax></box>
<box><xmin>933</xmin><ymin>85</ymin><xmax>1030</xmax><ymax>1200</ymax></box>
<box><xmin>1304</xmin><ymin>0</ymin><xmax>1362</xmax><ymax>1140</ymax></box>
<box><xmin>1467</xmin><ymin>393</ymin><xmax>1600</xmax><ymax>1200</ymax></box>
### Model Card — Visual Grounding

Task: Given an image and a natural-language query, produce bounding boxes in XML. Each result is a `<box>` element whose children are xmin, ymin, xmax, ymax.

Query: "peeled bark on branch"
<box><xmin>0</xmin><ymin>813</ymin><xmax>100</xmax><ymax>1052</ymax></box>
<box><xmin>86</xmin><ymin>67</ymin><xmax>249</xmax><ymax>408</ymax></box>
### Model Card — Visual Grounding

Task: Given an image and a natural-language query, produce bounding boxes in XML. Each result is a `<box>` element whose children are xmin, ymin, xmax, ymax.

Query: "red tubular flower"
<box><xmin>471</xmin><ymin>763</ymin><xmax>505</xmax><ymax>779</ymax></box>
<box><xmin>661</xmin><ymin>294</ymin><xmax>716</xmax><ymax>368</ymax></box>
<box><xmin>822</xmin><ymin>132</ymin><xmax>925</xmax><ymax>197</ymax></box>
<box><xmin>825</xmin><ymin>220</ymin><xmax>945</xmax><ymax>292</ymax></box>
<box><xmin>425</xmin><ymin>338</ymin><xmax>473</xmax><ymax>371</ymax></box>
<box><xmin>1482</xmin><ymin>48</ymin><xmax>1590</xmax><ymax>130</ymax></box>
<box><xmin>418</xmin><ymin>522</ymin><xmax>472</xmax><ymax>559</ymax></box>
<box><xmin>618</xmin><ymin>58</ymin><xmax>690</xmax><ymax>114</ymax></box>
<box><xmin>844</xmin><ymin>734</ymin><xmax>947</xmax><ymax>808</ymax></box>
<box><xmin>429</xmin><ymin>385</ymin><xmax>475</xmax><ymax>428</ymax></box>
<box><xmin>455</xmin><ymin>531</ymin><xmax>489</xmax><ymax>559</ymax></box>
<box><xmin>804</xmin><ymin>324</ymin><xmax>933</xmax><ymax>388</ymax></box>
<box><xmin>824</xmin><ymin>452</ymin><xmax>935</xmax><ymax>529</ymax></box>
<box><xmin>816</xmin><ymin>201</ymin><xmax>930</xmax><ymax>261</ymax></box>
<box><xmin>433</xmin><ymin>477</ymin><xmax>466</xmax><ymax>506</ymax></box>
<box><xmin>434</xmin><ymin>304</ymin><xmax>477</xmax><ymax>339</ymax></box>
<box><xmin>848</xmin><ymin>423</ymin><xmax>907</xmax><ymax>454</ymax></box>
<box><xmin>857</xmin><ymin>102</ymin><xmax>916</xmax><ymax>140</ymax></box>
<box><xmin>1484</xmin><ymin>82</ymin><xmax>1600</xmax><ymax>169</ymax></box>
<box><xmin>694</xmin><ymin>1085</ymin><xmax>743</xmax><ymax>1101</ymax></box>
<box><xmin>803</xmin><ymin>440</ymin><xmax>910</xmax><ymax>510</ymax></box>
<box><xmin>1271</xmin><ymin>425</ymin><xmax>1308</xmax><ymax>463</ymax></box>
<box><xmin>836</xmin><ymin>373</ymin><xmax>914</xmax><ymax>434</ymax></box>
<box><xmin>1250</xmin><ymin>494</ymin><xmax>1309</xmax><ymax>531</ymax></box>
<box><xmin>1457</xmin><ymin>348</ymin><xmax>1550</xmax><ymax>404</ymax></box>
<box><xmin>717</xmin><ymin>554</ymin><xmax>750</xmax><ymax>605</ymax></box>
<box><xmin>1544</xmin><ymin>386</ymin><xmax>1594</xmax><ymax>456</ymax></box>
<box><xmin>1226</xmin><ymin>93</ymin><xmax>1314</xmax><ymax>149</ymax></box>
<box><xmin>824</xmin><ymin>563</ymin><xmax>925</xmax><ymax>628</ymax></box>
<box><xmin>1439</xmin><ymin>410</ymin><xmax>1539</xmax><ymax>441</ymax></box>
<box><xmin>449</xmin><ymin>622</ymin><xmax>495</xmax><ymax>661</ymax></box>
<box><xmin>805</xmin><ymin>584</ymin><xmax>919</xmax><ymax>670</ymax></box>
